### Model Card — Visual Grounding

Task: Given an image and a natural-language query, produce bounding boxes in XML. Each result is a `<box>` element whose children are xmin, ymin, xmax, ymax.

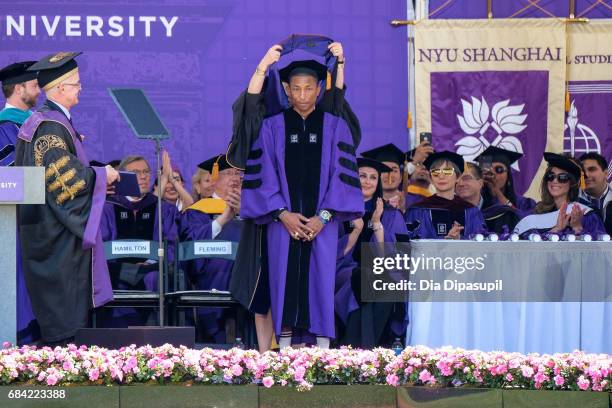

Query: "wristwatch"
<box><xmin>318</xmin><ymin>209</ymin><xmax>333</xmax><ymax>225</ymax></box>
<box><xmin>272</xmin><ymin>208</ymin><xmax>287</xmax><ymax>222</ymax></box>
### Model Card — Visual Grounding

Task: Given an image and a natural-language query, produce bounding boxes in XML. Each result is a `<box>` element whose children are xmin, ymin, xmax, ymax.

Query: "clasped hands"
<box><xmin>279</xmin><ymin>211</ymin><xmax>324</xmax><ymax>241</ymax></box>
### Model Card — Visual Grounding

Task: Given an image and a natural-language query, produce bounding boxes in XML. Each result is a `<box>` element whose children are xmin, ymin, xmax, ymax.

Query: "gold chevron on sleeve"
<box><xmin>47</xmin><ymin>168</ymin><xmax>77</xmax><ymax>193</ymax></box>
<box><xmin>45</xmin><ymin>155</ymin><xmax>70</xmax><ymax>180</ymax></box>
<box><xmin>56</xmin><ymin>179</ymin><xmax>86</xmax><ymax>205</ymax></box>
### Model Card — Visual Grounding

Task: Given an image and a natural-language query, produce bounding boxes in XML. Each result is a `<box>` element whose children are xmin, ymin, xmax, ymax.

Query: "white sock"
<box><xmin>279</xmin><ymin>331</ymin><xmax>292</xmax><ymax>349</ymax></box>
<box><xmin>316</xmin><ymin>336</ymin><xmax>330</xmax><ymax>349</ymax></box>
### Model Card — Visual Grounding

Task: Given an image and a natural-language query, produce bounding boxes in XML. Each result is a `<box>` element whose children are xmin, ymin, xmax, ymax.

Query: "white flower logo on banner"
<box><xmin>455</xmin><ymin>96</ymin><xmax>527</xmax><ymax>170</ymax></box>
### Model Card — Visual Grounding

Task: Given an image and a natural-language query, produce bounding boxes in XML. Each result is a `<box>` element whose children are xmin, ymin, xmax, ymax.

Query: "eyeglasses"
<box><xmin>61</xmin><ymin>82</ymin><xmax>82</xmax><ymax>89</ymax></box>
<box><xmin>492</xmin><ymin>165</ymin><xmax>507</xmax><ymax>174</ymax></box>
<box><xmin>459</xmin><ymin>175</ymin><xmax>479</xmax><ymax>182</ymax></box>
<box><xmin>545</xmin><ymin>172</ymin><xmax>571</xmax><ymax>183</ymax></box>
<box><xmin>430</xmin><ymin>168</ymin><xmax>455</xmax><ymax>177</ymax></box>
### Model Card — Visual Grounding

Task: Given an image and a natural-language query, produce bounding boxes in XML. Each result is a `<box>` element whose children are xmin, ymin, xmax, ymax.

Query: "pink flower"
<box><xmin>262</xmin><ymin>376</ymin><xmax>274</xmax><ymax>388</ymax></box>
<box><xmin>89</xmin><ymin>369</ymin><xmax>100</xmax><ymax>381</ymax></box>
<box><xmin>520</xmin><ymin>365</ymin><xmax>534</xmax><ymax>378</ymax></box>
<box><xmin>62</xmin><ymin>361</ymin><xmax>74</xmax><ymax>371</ymax></box>
<box><xmin>534</xmin><ymin>372</ymin><xmax>548</xmax><ymax>384</ymax></box>
<box><xmin>386</xmin><ymin>374</ymin><xmax>399</xmax><ymax>387</ymax></box>
<box><xmin>231</xmin><ymin>364</ymin><xmax>243</xmax><ymax>377</ymax></box>
<box><xmin>506</xmin><ymin>373</ymin><xmax>513</xmax><ymax>382</ymax></box>
<box><xmin>419</xmin><ymin>369</ymin><xmax>433</xmax><ymax>383</ymax></box>
<box><xmin>2</xmin><ymin>341</ymin><xmax>12</xmax><ymax>349</ymax></box>
<box><xmin>554</xmin><ymin>375</ymin><xmax>565</xmax><ymax>387</ymax></box>
<box><xmin>577</xmin><ymin>375</ymin><xmax>590</xmax><ymax>391</ymax></box>
<box><xmin>46</xmin><ymin>374</ymin><xmax>58</xmax><ymax>386</ymax></box>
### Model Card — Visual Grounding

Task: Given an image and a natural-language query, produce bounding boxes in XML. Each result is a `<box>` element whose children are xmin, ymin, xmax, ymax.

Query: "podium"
<box><xmin>0</xmin><ymin>167</ymin><xmax>44</xmax><ymax>344</ymax></box>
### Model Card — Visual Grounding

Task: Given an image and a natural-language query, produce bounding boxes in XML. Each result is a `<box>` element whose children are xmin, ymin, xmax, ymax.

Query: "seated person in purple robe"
<box><xmin>405</xmin><ymin>151</ymin><xmax>486</xmax><ymax>239</ymax></box>
<box><xmin>360</xmin><ymin>143</ymin><xmax>406</xmax><ymax>211</ymax></box>
<box><xmin>180</xmin><ymin>154</ymin><xmax>242</xmax><ymax>342</ymax></box>
<box><xmin>514</xmin><ymin>152</ymin><xmax>605</xmax><ymax>238</ymax></box>
<box><xmin>240</xmin><ymin>59</ymin><xmax>364</xmax><ymax>350</ymax></box>
<box><xmin>456</xmin><ymin>162</ymin><xmax>523</xmax><ymax>234</ymax></box>
<box><xmin>99</xmin><ymin>155</ymin><xmax>179</xmax><ymax>326</ymax></box>
<box><xmin>578</xmin><ymin>152</ymin><xmax>612</xmax><ymax>235</ymax></box>
<box><xmin>475</xmin><ymin>146</ymin><xmax>536</xmax><ymax>216</ymax></box>
<box><xmin>154</xmin><ymin>150</ymin><xmax>194</xmax><ymax>211</ymax></box>
<box><xmin>335</xmin><ymin>158</ymin><xmax>408</xmax><ymax>347</ymax></box>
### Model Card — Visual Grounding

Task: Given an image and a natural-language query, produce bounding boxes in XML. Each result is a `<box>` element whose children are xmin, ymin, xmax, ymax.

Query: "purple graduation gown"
<box><xmin>241</xmin><ymin>111</ymin><xmax>364</xmax><ymax>339</ymax></box>
<box><xmin>1</xmin><ymin>116</ymin><xmax>40</xmax><ymax>344</ymax></box>
<box><xmin>180</xmin><ymin>208</ymin><xmax>242</xmax><ymax>340</ymax></box>
<box><xmin>404</xmin><ymin>195</ymin><xmax>487</xmax><ymax>239</ymax></box>
<box><xmin>16</xmin><ymin>104</ymin><xmax>112</xmax><ymax>342</ymax></box>
<box><xmin>101</xmin><ymin>193</ymin><xmax>179</xmax><ymax>291</ymax></box>
<box><xmin>335</xmin><ymin>207</ymin><xmax>409</xmax><ymax>344</ymax></box>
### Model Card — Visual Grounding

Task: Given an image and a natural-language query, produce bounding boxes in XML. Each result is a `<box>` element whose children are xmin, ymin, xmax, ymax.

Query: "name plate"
<box><xmin>194</xmin><ymin>241</ymin><xmax>232</xmax><ymax>256</ymax></box>
<box><xmin>0</xmin><ymin>167</ymin><xmax>24</xmax><ymax>202</ymax></box>
<box><xmin>111</xmin><ymin>241</ymin><xmax>151</xmax><ymax>255</ymax></box>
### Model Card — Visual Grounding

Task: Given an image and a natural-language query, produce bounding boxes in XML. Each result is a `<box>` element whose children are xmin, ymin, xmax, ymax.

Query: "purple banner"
<box><xmin>428</xmin><ymin>0</ymin><xmax>612</xmax><ymax>19</ymax></box>
<box><xmin>566</xmin><ymin>81</ymin><xmax>612</xmax><ymax>181</ymax></box>
<box><xmin>430</xmin><ymin>71</ymin><xmax>549</xmax><ymax>194</ymax></box>
<box><xmin>0</xmin><ymin>167</ymin><xmax>24</xmax><ymax>202</ymax></box>
<box><xmin>0</xmin><ymin>0</ymin><xmax>408</xmax><ymax>189</ymax></box>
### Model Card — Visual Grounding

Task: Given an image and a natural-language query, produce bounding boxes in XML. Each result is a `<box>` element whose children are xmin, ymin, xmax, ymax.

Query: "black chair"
<box><xmin>93</xmin><ymin>239</ymin><xmax>168</xmax><ymax>326</ymax></box>
<box><xmin>166</xmin><ymin>240</ymin><xmax>254</xmax><ymax>346</ymax></box>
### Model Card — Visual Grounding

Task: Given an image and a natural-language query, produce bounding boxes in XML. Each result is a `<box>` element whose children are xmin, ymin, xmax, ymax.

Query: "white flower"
<box><xmin>457</xmin><ymin>97</ymin><xmax>490</xmax><ymax>135</ymax></box>
<box><xmin>491</xmin><ymin>100</ymin><xmax>527</xmax><ymax>135</ymax></box>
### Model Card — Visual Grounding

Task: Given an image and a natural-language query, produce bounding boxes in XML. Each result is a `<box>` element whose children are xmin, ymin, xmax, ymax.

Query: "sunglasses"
<box><xmin>430</xmin><ymin>168</ymin><xmax>455</xmax><ymax>177</ymax></box>
<box><xmin>545</xmin><ymin>172</ymin><xmax>571</xmax><ymax>183</ymax></box>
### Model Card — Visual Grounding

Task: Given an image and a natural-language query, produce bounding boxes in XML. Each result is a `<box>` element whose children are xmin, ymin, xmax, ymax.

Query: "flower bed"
<box><xmin>0</xmin><ymin>343</ymin><xmax>609</xmax><ymax>392</ymax></box>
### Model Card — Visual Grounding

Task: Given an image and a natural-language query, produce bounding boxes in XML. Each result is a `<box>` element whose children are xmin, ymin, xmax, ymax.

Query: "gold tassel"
<box><xmin>407</xmin><ymin>111</ymin><xmax>412</xmax><ymax>129</ymax></box>
<box><xmin>565</xmin><ymin>89</ymin><xmax>571</xmax><ymax>112</ymax></box>
<box><xmin>326</xmin><ymin>71</ymin><xmax>332</xmax><ymax>90</ymax></box>
<box><xmin>212</xmin><ymin>157</ymin><xmax>220</xmax><ymax>182</ymax></box>
<box><xmin>580</xmin><ymin>172</ymin><xmax>585</xmax><ymax>190</ymax></box>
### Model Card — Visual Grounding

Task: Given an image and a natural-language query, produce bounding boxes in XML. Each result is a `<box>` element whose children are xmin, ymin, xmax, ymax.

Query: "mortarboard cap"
<box><xmin>357</xmin><ymin>157</ymin><xmax>392</xmax><ymax>174</ymax></box>
<box><xmin>361</xmin><ymin>143</ymin><xmax>405</xmax><ymax>166</ymax></box>
<box><xmin>543</xmin><ymin>152</ymin><xmax>583</xmax><ymax>180</ymax></box>
<box><xmin>198</xmin><ymin>154</ymin><xmax>234</xmax><ymax>181</ymax></box>
<box><xmin>0</xmin><ymin>61</ymin><xmax>37</xmax><ymax>85</ymax></box>
<box><xmin>423</xmin><ymin>150</ymin><xmax>465</xmax><ymax>173</ymax></box>
<box><xmin>28</xmin><ymin>52</ymin><xmax>82</xmax><ymax>91</ymax></box>
<box><xmin>279</xmin><ymin>60</ymin><xmax>327</xmax><ymax>83</ymax></box>
<box><xmin>475</xmin><ymin>145</ymin><xmax>522</xmax><ymax>167</ymax></box>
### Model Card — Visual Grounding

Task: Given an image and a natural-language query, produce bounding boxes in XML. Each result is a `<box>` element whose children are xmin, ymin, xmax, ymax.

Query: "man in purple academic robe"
<box><xmin>99</xmin><ymin>155</ymin><xmax>179</xmax><ymax>326</ymax></box>
<box><xmin>0</xmin><ymin>60</ymin><xmax>42</xmax><ymax>344</ymax></box>
<box><xmin>179</xmin><ymin>154</ymin><xmax>243</xmax><ymax>342</ymax></box>
<box><xmin>240</xmin><ymin>59</ymin><xmax>364</xmax><ymax>349</ymax></box>
<box><xmin>15</xmin><ymin>52</ymin><xmax>116</xmax><ymax>345</ymax></box>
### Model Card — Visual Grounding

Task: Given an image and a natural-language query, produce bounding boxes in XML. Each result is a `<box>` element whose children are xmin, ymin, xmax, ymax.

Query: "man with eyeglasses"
<box><xmin>98</xmin><ymin>155</ymin><xmax>179</xmax><ymax>327</ymax></box>
<box><xmin>14</xmin><ymin>52</ymin><xmax>118</xmax><ymax>345</ymax></box>
<box><xmin>180</xmin><ymin>154</ymin><xmax>243</xmax><ymax>343</ymax></box>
